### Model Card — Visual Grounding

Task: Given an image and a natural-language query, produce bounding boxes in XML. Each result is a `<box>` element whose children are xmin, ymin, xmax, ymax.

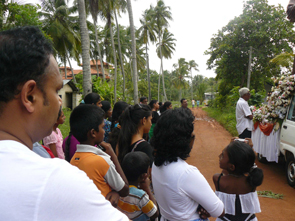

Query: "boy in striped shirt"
<box><xmin>118</xmin><ymin>152</ymin><xmax>159</xmax><ymax>221</ymax></box>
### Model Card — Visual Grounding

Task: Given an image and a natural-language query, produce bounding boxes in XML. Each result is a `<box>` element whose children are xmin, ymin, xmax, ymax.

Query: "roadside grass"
<box><xmin>203</xmin><ymin>107</ymin><xmax>239</xmax><ymax>137</ymax></box>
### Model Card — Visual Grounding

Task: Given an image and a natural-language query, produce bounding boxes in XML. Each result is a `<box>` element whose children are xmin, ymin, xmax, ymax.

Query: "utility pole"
<box><xmin>247</xmin><ymin>46</ymin><xmax>252</xmax><ymax>89</ymax></box>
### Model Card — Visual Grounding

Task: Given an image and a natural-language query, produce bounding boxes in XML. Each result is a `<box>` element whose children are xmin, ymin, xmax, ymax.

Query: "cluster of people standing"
<box><xmin>0</xmin><ymin>26</ymin><xmax>263</xmax><ymax>221</ymax></box>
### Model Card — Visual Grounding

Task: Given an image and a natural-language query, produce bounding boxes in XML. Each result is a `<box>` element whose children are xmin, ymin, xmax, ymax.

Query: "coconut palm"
<box><xmin>77</xmin><ymin>0</ymin><xmax>92</xmax><ymax>96</ymax></box>
<box><xmin>138</xmin><ymin>6</ymin><xmax>157</xmax><ymax>102</ymax></box>
<box><xmin>156</xmin><ymin>28</ymin><xmax>176</xmax><ymax>100</ymax></box>
<box><xmin>188</xmin><ymin>60</ymin><xmax>199</xmax><ymax>100</ymax></box>
<box><xmin>153</xmin><ymin>0</ymin><xmax>173</xmax><ymax>101</ymax></box>
<box><xmin>172</xmin><ymin>58</ymin><xmax>190</xmax><ymax>100</ymax></box>
<box><xmin>126</xmin><ymin>0</ymin><xmax>139</xmax><ymax>104</ymax></box>
<box><xmin>41</xmin><ymin>0</ymin><xmax>80</xmax><ymax>84</ymax></box>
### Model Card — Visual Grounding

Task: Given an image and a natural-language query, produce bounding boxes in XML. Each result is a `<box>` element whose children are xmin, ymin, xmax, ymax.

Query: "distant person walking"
<box><xmin>236</xmin><ymin>87</ymin><xmax>253</xmax><ymax>139</ymax></box>
<box><xmin>192</xmin><ymin>99</ymin><xmax>195</xmax><ymax>108</ymax></box>
<box><xmin>197</xmin><ymin>100</ymin><xmax>200</xmax><ymax>108</ymax></box>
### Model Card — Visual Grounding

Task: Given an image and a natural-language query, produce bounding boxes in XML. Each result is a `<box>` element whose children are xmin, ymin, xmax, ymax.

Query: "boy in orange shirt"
<box><xmin>70</xmin><ymin>104</ymin><xmax>129</xmax><ymax>207</ymax></box>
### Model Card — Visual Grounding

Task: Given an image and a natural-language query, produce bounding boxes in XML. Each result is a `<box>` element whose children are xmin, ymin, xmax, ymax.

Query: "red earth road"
<box><xmin>186</xmin><ymin>107</ymin><xmax>295</xmax><ymax>220</ymax></box>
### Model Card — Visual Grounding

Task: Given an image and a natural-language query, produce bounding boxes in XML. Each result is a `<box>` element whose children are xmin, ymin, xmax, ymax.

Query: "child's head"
<box><xmin>84</xmin><ymin>93</ymin><xmax>102</xmax><ymax>107</ymax></box>
<box><xmin>159</xmin><ymin>101</ymin><xmax>172</xmax><ymax>113</ymax></box>
<box><xmin>70</xmin><ymin>104</ymin><xmax>105</xmax><ymax>144</ymax></box>
<box><xmin>122</xmin><ymin>152</ymin><xmax>150</xmax><ymax>182</ymax></box>
<box><xmin>222</xmin><ymin>141</ymin><xmax>264</xmax><ymax>187</ymax></box>
<box><xmin>101</xmin><ymin>100</ymin><xmax>112</xmax><ymax>119</ymax></box>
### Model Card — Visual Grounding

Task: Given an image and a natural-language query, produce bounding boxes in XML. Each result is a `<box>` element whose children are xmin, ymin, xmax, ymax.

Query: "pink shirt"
<box><xmin>43</xmin><ymin>128</ymin><xmax>65</xmax><ymax>159</ymax></box>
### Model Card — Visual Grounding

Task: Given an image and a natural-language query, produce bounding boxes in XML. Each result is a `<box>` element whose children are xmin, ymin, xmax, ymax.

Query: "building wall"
<box><xmin>58</xmin><ymin>84</ymin><xmax>72</xmax><ymax>109</ymax></box>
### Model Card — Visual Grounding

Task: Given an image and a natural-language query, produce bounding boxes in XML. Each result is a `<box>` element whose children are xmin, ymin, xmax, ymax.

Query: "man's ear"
<box><xmin>89</xmin><ymin>129</ymin><xmax>96</xmax><ymax>138</ymax></box>
<box><xmin>20</xmin><ymin>80</ymin><xmax>38</xmax><ymax>113</ymax></box>
<box><xmin>142</xmin><ymin>117</ymin><xmax>147</xmax><ymax>125</ymax></box>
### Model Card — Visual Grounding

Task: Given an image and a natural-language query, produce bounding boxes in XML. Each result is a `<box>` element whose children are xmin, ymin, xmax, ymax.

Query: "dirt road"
<box><xmin>187</xmin><ymin>107</ymin><xmax>295</xmax><ymax>220</ymax></box>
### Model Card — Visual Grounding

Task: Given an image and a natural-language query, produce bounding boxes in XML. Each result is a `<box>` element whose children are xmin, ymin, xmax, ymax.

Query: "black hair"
<box><xmin>122</xmin><ymin>152</ymin><xmax>150</xmax><ymax>182</ymax></box>
<box><xmin>84</xmin><ymin>93</ymin><xmax>101</xmax><ymax>105</ymax></box>
<box><xmin>101</xmin><ymin>100</ymin><xmax>111</xmax><ymax>113</ymax></box>
<box><xmin>111</xmin><ymin>101</ymin><xmax>128</xmax><ymax>130</ymax></box>
<box><xmin>159</xmin><ymin>101</ymin><xmax>172</xmax><ymax>113</ymax></box>
<box><xmin>118</xmin><ymin>104</ymin><xmax>151</xmax><ymax>163</ymax></box>
<box><xmin>0</xmin><ymin>26</ymin><xmax>53</xmax><ymax>105</ymax></box>
<box><xmin>180</xmin><ymin>98</ymin><xmax>186</xmax><ymax>103</ymax></box>
<box><xmin>140</xmin><ymin>97</ymin><xmax>147</xmax><ymax>102</ymax></box>
<box><xmin>226</xmin><ymin>142</ymin><xmax>264</xmax><ymax>188</ymax></box>
<box><xmin>159</xmin><ymin>102</ymin><xmax>163</xmax><ymax>106</ymax></box>
<box><xmin>65</xmin><ymin>132</ymin><xmax>73</xmax><ymax>162</ymax></box>
<box><xmin>70</xmin><ymin>104</ymin><xmax>105</xmax><ymax>143</ymax></box>
<box><xmin>151</xmin><ymin>108</ymin><xmax>194</xmax><ymax>167</ymax></box>
<box><xmin>148</xmin><ymin>100</ymin><xmax>158</xmax><ymax>109</ymax></box>
<box><xmin>57</xmin><ymin>107</ymin><xmax>62</xmax><ymax>121</ymax></box>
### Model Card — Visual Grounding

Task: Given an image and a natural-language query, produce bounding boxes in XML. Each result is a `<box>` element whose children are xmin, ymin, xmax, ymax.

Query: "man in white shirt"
<box><xmin>236</xmin><ymin>87</ymin><xmax>253</xmax><ymax>138</ymax></box>
<box><xmin>0</xmin><ymin>26</ymin><xmax>128</xmax><ymax>221</ymax></box>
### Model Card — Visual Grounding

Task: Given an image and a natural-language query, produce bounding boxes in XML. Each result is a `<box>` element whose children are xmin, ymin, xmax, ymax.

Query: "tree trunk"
<box><xmin>158</xmin><ymin>65</ymin><xmax>161</xmax><ymax>101</ymax></box>
<box><xmin>158</xmin><ymin>33</ymin><xmax>167</xmax><ymax>101</ymax></box>
<box><xmin>109</xmin><ymin>21</ymin><xmax>118</xmax><ymax>102</ymax></box>
<box><xmin>94</xmin><ymin>56</ymin><xmax>99</xmax><ymax>78</ymax></box>
<box><xmin>93</xmin><ymin>20</ymin><xmax>105</xmax><ymax>81</ymax></box>
<box><xmin>64</xmin><ymin>55</ymin><xmax>67</xmax><ymax>80</ymax></box>
<box><xmin>114</xmin><ymin>11</ymin><xmax>126</xmax><ymax>100</ymax></box>
<box><xmin>146</xmin><ymin>43</ymin><xmax>151</xmax><ymax>102</ymax></box>
<box><xmin>126</xmin><ymin>0</ymin><xmax>139</xmax><ymax>104</ymax></box>
<box><xmin>77</xmin><ymin>0</ymin><xmax>92</xmax><ymax>97</ymax></box>
<box><xmin>66</xmin><ymin>52</ymin><xmax>77</xmax><ymax>84</ymax></box>
<box><xmin>191</xmin><ymin>69</ymin><xmax>193</xmax><ymax>100</ymax></box>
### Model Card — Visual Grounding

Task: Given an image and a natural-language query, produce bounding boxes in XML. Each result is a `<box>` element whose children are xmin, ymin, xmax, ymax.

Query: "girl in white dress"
<box><xmin>213</xmin><ymin>140</ymin><xmax>263</xmax><ymax>221</ymax></box>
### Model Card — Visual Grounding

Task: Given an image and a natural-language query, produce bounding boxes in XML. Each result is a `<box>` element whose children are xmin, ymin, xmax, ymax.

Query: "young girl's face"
<box><xmin>219</xmin><ymin>148</ymin><xmax>231</xmax><ymax>170</ymax></box>
<box><xmin>154</xmin><ymin>102</ymin><xmax>159</xmax><ymax>110</ymax></box>
<box><xmin>57</xmin><ymin>111</ymin><xmax>65</xmax><ymax>125</ymax></box>
<box><xmin>106</xmin><ymin>108</ymin><xmax>112</xmax><ymax>118</ymax></box>
<box><xmin>168</xmin><ymin>104</ymin><xmax>172</xmax><ymax>109</ymax></box>
<box><xmin>95</xmin><ymin>99</ymin><xmax>102</xmax><ymax>108</ymax></box>
<box><xmin>143</xmin><ymin>115</ymin><xmax>153</xmax><ymax>134</ymax></box>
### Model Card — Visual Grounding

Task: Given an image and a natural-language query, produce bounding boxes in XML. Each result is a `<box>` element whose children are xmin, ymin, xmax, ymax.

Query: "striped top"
<box><xmin>118</xmin><ymin>185</ymin><xmax>157</xmax><ymax>221</ymax></box>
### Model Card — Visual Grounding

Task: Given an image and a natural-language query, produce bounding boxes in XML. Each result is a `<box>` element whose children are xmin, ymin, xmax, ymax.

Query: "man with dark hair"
<box><xmin>140</xmin><ymin>96</ymin><xmax>148</xmax><ymax>105</ymax></box>
<box><xmin>0</xmin><ymin>26</ymin><xmax>127</xmax><ymax>220</ymax></box>
<box><xmin>180</xmin><ymin>98</ymin><xmax>188</xmax><ymax>109</ymax></box>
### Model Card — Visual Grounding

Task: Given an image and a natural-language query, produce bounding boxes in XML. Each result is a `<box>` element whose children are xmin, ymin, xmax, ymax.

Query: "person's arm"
<box><xmin>100</xmin><ymin>141</ymin><xmax>129</xmax><ymax>197</ymax></box>
<box><xmin>246</xmin><ymin>115</ymin><xmax>253</xmax><ymax>120</ymax></box>
<box><xmin>180</xmin><ymin>167</ymin><xmax>224</xmax><ymax>218</ymax></box>
<box><xmin>48</xmin><ymin>143</ymin><xmax>58</xmax><ymax>157</ymax></box>
<box><xmin>139</xmin><ymin>174</ymin><xmax>159</xmax><ymax>220</ymax></box>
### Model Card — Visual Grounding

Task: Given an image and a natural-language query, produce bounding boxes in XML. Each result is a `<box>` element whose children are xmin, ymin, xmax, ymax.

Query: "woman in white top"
<box><xmin>151</xmin><ymin>108</ymin><xmax>224</xmax><ymax>221</ymax></box>
<box><xmin>213</xmin><ymin>140</ymin><xmax>263</xmax><ymax>221</ymax></box>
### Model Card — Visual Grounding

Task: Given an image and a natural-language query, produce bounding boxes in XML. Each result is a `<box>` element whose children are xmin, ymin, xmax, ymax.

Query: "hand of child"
<box><xmin>99</xmin><ymin>141</ymin><xmax>114</xmax><ymax>156</ymax></box>
<box><xmin>197</xmin><ymin>204</ymin><xmax>211</xmax><ymax>219</ymax></box>
<box><xmin>105</xmin><ymin>190</ymin><xmax>120</xmax><ymax>208</ymax></box>
<box><xmin>139</xmin><ymin>173</ymin><xmax>150</xmax><ymax>191</ymax></box>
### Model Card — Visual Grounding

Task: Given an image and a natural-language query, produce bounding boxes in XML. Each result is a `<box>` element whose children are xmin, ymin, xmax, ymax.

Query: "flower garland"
<box><xmin>250</xmin><ymin>71</ymin><xmax>295</xmax><ymax>131</ymax></box>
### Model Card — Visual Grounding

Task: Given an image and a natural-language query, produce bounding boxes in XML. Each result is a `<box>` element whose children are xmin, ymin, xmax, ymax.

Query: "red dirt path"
<box><xmin>186</xmin><ymin>108</ymin><xmax>295</xmax><ymax>220</ymax></box>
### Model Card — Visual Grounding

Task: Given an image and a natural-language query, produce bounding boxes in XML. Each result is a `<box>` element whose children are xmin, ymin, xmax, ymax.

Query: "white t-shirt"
<box><xmin>0</xmin><ymin>140</ymin><xmax>128</xmax><ymax>221</ymax></box>
<box><xmin>152</xmin><ymin>159</ymin><xmax>224</xmax><ymax>221</ymax></box>
<box><xmin>236</xmin><ymin>98</ymin><xmax>253</xmax><ymax>135</ymax></box>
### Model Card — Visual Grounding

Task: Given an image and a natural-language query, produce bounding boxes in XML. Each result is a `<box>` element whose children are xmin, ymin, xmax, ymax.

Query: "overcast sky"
<box><xmin>24</xmin><ymin>0</ymin><xmax>289</xmax><ymax>78</ymax></box>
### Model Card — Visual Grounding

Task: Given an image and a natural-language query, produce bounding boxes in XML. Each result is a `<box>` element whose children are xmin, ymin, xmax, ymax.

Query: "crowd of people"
<box><xmin>0</xmin><ymin>26</ymin><xmax>263</xmax><ymax>221</ymax></box>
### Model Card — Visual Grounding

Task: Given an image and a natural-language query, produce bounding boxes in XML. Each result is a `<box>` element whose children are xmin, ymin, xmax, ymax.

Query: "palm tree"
<box><xmin>126</xmin><ymin>0</ymin><xmax>139</xmax><ymax>104</ymax></box>
<box><xmin>41</xmin><ymin>0</ymin><xmax>80</xmax><ymax>84</ymax></box>
<box><xmin>88</xmin><ymin>0</ymin><xmax>106</xmax><ymax>81</ymax></box>
<box><xmin>172</xmin><ymin>58</ymin><xmax>189</xmax><ymax>100</ymax></box>
<box><xmin>138</xmin><ymin>6</ymin><xmax>156</xmax><ymax>102</ymax></box>
<box><xmin>188</xmin><ymin>60</ymin><xmax>199</xmax><ymax>100</ymax></box>
<box><xmin>156</xmin><ymin>28</ymin><xmax>176</xmax><ymax>101</ymax></box>
<box><xmin>77</xmin><ymin>0</ymin><xmax>92</xmax><ymax>96</ymax></box>
<box><xmin>153</xmin><ymin>0</ymin><xmax>173</xmax><ymax>101</ymax></box>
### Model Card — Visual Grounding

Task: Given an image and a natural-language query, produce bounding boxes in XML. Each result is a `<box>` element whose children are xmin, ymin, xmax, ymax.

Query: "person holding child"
<box><xmin>117</xmin><ymin>104</ymin><xmax>153</xmax><ymax>166</ymax></box>
<box><xmin>151</xmin><ymin>108</ymin><xmax>224</xmax><ymax>221</ymax></box>
<box><xmin>213</xmin><ymin>140</ymin><xmax>263</xmax><ymax>221</ymax></box>
<box><xmin>43</xmin><ymin>109</ymin><xmax>65</xmax><ymax>159</ymax></box>
<box><xmin>70</xmin><ymin>104</ymin><xmax>129</xmax><ymax>207</ymax></box>
<box><xmin>118</xmin><ymin>152</ymin><xmax>159</xmax><ymax>221</ymax></box>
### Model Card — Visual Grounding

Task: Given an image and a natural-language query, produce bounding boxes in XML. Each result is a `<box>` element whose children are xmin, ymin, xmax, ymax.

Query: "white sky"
<box><xmin>23</xmin><ymin>0</ymin><xmax>289</xmax><ymax>78</ymax></box>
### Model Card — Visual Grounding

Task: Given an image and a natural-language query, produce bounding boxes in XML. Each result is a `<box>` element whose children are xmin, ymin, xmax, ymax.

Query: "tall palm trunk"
<box><xmin>114</xmin><ymin>11</ymin><xmax>126</xmax><ymax>100</ymax></box>
<box><xmin>191</xmin><ymin>69</ymin><xmax>193</xmax><ymax>100</ymax></box>
<box><xmin>146</xmin><ymin>43</ymin><xmax>151</xmax><ymax>102</ymax></box>
<box><xmin>158</xmin><ymin>33</ymin><xmax>167</xmax><ymax>101</ymax></box>
<box><xmin>126</xmin><ymin>0</ymin><xmax>139</xmax><ymax>104</ymax></box>
<box><xmin>93</xmin><ymin>20</ymin><xmax>105</xmax><ymax>81</ymax></box>
<box><xmin>64</xmin><ymin>56</ymin><xmax>67</xmax><ymax>80</ymax></box>
<box><xmin>77</xmin><ymin>0</ymin><xmax>92</xmax><ymax>96</ymax></box>
<box><xmin>158</xmin><ymin>65</ymin><xmax>161</xmax><ymax>101</ymax></box>
<box><xmin>94</xmin><ymin>56</ymin><xmax>99</xmax><ymax>78</ymax></box>
<box><xmin>66</xmin><ymin>53</ymin><xmax>77</xmax><ymax>84</ymax></box>
<box><xmin>109</xmin><ymin>20</ymin><xmax>118</xmax><ymax>102</ymax></box>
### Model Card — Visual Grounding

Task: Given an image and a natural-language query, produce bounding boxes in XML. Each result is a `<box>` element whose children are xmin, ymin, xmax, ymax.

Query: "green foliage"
<box><xmin>257</xmin><ymin>190</ymin><xmax>284</xmax><ymax>199</ymax></box>
<box><xmin>59</xmin><ymin>108</ymin><xmax>71</xmax><ymax>138</ymax></box>
<box><xmin>205</xmin><ymin>0</ymin><xmax>295</xmax><ymax>91</ymax></box>
<box><xmin>0</xmin><ymin>3</ymin><xmax>42</xmax><ymax>31</ymax></box>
